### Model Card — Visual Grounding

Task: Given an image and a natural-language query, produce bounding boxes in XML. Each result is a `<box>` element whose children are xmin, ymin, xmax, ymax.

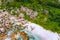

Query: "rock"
<box><xmin>0</xmin><ymin>10</ymin><xmax>3</xmax><ymax>13</ymax></box>
<box><xmin>5</xmin><ymin>38</ymin><xmax>11</xmax><ymax>40</ymax></box>
<box><xmin>33</xmin><ymin>11</ymin><xmax>38</xmax><ymax>17</ymax></box>
<box><xmin>44</xmin><ymin>10</ymin><xmax>49</xmax><ymax>15</ymax></box>
<box><xmin>0</xmin><ymin>27</ymin><xmax>5</xmax><ymax>32</ymax></box>
<box><xmin>6</xmin><ymin>0</ymin><xmax>14</xmax><ymax>3</ymax></box>
<box><xmin>0</xmin><ymin>0</ymin><xmax>2</xmax><ymax>6</ymax></box>
<box><xmin>20</xmin><ymin>6</ymin><xmax>27</xmax><ymax>12</ymax></box>
<box><xmin>19</xmin><ymin>13</ymin><xmax>24</xmax><ymax>19</ymax></box>
<box><xmin>30</xmin><ymin>15</ymin><xmax>35</xmax><ymax>19</ymax></box>
<box><xmin>20</xmin><ymin>32</ymin><xmax>29</xmax><ymax>40</ymax></box>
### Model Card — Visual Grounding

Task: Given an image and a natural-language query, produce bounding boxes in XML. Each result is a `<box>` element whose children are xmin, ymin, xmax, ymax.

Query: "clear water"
<box><xmin>20</xmin><ymin>29</ymin><xmax>42</xmax><ymax>40</ymax></box>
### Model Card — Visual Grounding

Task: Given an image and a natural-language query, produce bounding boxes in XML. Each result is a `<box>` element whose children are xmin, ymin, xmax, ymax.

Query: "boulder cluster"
<box><xmin>0</xmin><ymin>10</ymin><xmax>29</xmax><ymax>40</ymax></box>
<box><xmin>0</xmin><ymin>10</ymin><xmax>12</xmax><ymax>37</ymax></box>
<box><xmin>20</xmin><ymin>6</ymin><xmax>38</xmax><ymax>19</ymax></box>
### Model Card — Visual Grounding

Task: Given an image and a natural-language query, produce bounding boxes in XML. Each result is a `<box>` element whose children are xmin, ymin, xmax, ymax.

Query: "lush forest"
<box><xmin>0</xmin><ymin>0</ymin><xmax>60</xmax><ymax>33</ymax></box>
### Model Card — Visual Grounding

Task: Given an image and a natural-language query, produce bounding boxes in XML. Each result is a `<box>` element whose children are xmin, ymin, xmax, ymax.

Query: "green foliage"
<box><xmin>0</xmin><ymin>0</ymin><xmax>60</xmax><ymax>33</ymax></box>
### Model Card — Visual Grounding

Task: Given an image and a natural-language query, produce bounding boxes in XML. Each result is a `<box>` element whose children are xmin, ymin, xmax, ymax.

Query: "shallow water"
<box><xmin>24</xmin><ymin>22</ymin><xmax>59</xmax><ymax>40</ymax></box>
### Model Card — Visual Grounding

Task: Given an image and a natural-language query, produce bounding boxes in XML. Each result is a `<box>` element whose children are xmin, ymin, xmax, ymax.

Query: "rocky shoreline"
<box><xmin>0</xmin><ymin>9</ymin><xmax>60</xmax><ymax>40</ymax></box>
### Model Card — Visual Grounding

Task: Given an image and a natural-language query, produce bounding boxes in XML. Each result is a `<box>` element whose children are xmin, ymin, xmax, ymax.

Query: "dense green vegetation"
<box><xmin>0</xmin><ymin>0</ymin><xmax>60</xmax><ymax>33</ymax></box>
